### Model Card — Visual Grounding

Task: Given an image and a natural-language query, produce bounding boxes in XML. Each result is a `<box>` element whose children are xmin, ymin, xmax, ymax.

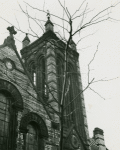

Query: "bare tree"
<box><xmin>0</xmin><ymin>1</ymin><xmax>119</xmax><ymax>150</ymax></box>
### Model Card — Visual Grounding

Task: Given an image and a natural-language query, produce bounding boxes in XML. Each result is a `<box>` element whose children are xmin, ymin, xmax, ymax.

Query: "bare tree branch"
<box><xmin>0</xmin><ymin>16</ymin><xmax>38</xmax><ymax>38</ymax></box>
<box><xmin>88</xmin><ymin>87</ymin><xmax>105</xmax><ymax>100</ymax></box>
<box><xmin>72</xmin><ymin>8</ymin><xmax>94</xmax><ymax>20</ymax></box>
<box><xmin>92</xmin><ymin>77</ymin><xmax>119</xmax><ymax>84</ymax></box>
<box><xmin>57</xmin><ymin>0</ymin><xmax>70</xmax><ymax>19</ymax></box>
<box><xmin>72</xmin><ymin>2</ymin><xmax>120</xmax><ymax>36</ymax></box>
<box><xmin>76</xmin><ymin>30</ymin><xmax>97</xmax><ymax>45</ymax></box>
<box><xmin>78</xmin><ymin>2</ymin><xmax>88</xmax><ymax>36</ymax></box>
<box><xmin>88</xmin><ymin>43</ymin><xmax>100</xmax><ymax>84</ymax></box>
<box><xmin>72</xmin><ymin>0</ymin><xmax>86</xmax><ymax>18</ymax></box>
<box><xmin>63</xmin><ymin>78</ymin><xmax>94</xmax><ymax>111</ymax></box>
<box><xmin>19</xmin><ymin>3</ymin><xmax>44</xmax><ymax>35</ymax></box>
<box><xmin>77</xmin><ymin>45</ymin><xmax>92</xmax><ymax>51</ymax></box>
<box><xmin>62</xmin><ymin>0</ymin><xmax>66</xmax><ymax>39</ymax></box>
<box><xmin>14</xmin><ymin>14</ymin><xmax>21</xmax><ymax>30</ymax></box>
<box><xmin>24</xmin><ymin>1</ymin><xmax>69</xmax><ymax>23</ymax></box>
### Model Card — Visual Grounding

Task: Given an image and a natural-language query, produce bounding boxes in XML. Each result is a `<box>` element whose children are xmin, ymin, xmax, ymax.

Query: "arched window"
<box><xmin>0</xmin><ymin>93</ymin><xmax>10</xmax><ymax>150</ymax></box>
<box><xmin>0</xmin><ymin>91</ymin><xmax>18</xmax><ymax>150</ymax></box>
<box><xmin>0</xmin><ymin>80</ymin><xmax>23</xmax><ymax>150</ymax></box>
<box><xmin>26</xmin><ymin>123</ymin><xmax>39</xmax><ymax>150</ymax></box>
<box><xmin>19</xmin><ymin>112</ymin><xmax>48</xmax><ymax>150</ymax></box>
<box><xmin>37</xmin><ymin>56</ymin><xmax>46</xmax><ymax>99</ymax></box>
<box><xmin>65</xmin><ymin>64</ymin><xmax>75</xmax><ymax>125</ymax></box>
<box><xmin>29</xmin><ymin>62</ymin><xmax>36</xmax><ymax>85</ymax></box>
<box><xmin>56</xmin><ymin>58</ymin><xmax>76</xmax><ymax>126</ymax></box>
<box><xmin>56</xmin><ymin>56</ymin><xmax>64</xmax><ymax>102</ymax></box>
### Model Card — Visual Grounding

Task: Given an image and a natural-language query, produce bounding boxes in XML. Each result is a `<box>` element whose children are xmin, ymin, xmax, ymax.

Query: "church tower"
<box><xmin>0</xmin><ymin>23</ymin><xmax>109</xmax><ymax>150</ymax></box>
<box><xmin>21</xmin><ymin>16</ymin><xmax>90</xmax><ymax>149</ymax></box>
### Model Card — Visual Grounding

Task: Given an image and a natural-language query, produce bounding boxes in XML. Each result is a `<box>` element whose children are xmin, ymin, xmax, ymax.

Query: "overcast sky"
<box><xmin>0</xmin><ymin>0</ymin><xmax>120</xmax><ymax>149</ymax></box>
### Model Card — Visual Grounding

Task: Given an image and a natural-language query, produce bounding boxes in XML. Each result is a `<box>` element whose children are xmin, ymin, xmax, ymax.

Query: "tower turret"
<box><xmin>45</xmin><ymin>13</ymin><xmax>54</xmax><ymax>32</ymax></box>
<box><xmin>22</xmin><ymin>33</ymin><xmax>30</xmax><ymax>48</ymax></box>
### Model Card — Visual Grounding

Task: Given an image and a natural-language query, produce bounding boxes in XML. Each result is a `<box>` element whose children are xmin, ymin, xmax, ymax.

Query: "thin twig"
<box><xmin>72</xmin><ymin>0</ymin><xmax>86</xmax><ymax>17</ymax></box>
<box><xmin>24</xmin><ymin>1</ymin><xmax>69</xmax><ymax>23</ymax></box>
<box><xmin>63</xmin><ymin>78</ymin><xmax>94</xmax><ymax>111</ymax></box>
<box><xmin>57</xmin><ymin>0</ymin><xmax>70</xmax><ymax>19</ymax></box>
<box><xmin>76</xmin><ymin>30</ymin><xmax>97</xmax><ymax>45</ymax></box>
<box><xmin>88</xmin><ymin>43</ymin><xmax>100</xmax><ymax>84</ymax></box>
<box><xmin>0</xmin><ymin>16</ymin><xmax>38</xmax><ymax>38</ymax></box>
<box><xmin>92</xmin><ymin>77</ymin><xmax>119</xmax><ymax>84</ymax></box>
<box><xmin>72</xmin><ymin>3</ymin><xmax>120</xmax><ymax>36</ymax></box>
<box><xmin>89</xmin><ymin>87</ymin><xmax>105</xmax><ymax>100</ymax></box>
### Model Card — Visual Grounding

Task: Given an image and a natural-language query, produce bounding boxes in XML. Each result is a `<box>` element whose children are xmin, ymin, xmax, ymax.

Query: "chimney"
<box><xmin>22</xmin><ymin>33</ymin><xmax>30</xmax><ymax>48</ymax></box>
<box><xmin>93</xmin><ymin>128</ymin><xmax>106</xmax><ymax>150</ymax></box>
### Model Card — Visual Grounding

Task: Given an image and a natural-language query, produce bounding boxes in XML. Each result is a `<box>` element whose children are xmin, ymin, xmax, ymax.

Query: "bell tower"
<box><xmin>20</xmin><ymin>16</ymin><xmax>90</xmax><ymax>148</ymax></box>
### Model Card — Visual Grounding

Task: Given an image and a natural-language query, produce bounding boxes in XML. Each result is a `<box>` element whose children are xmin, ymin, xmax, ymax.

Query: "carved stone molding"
<box><xmin>0</xmin><ymin>79</ymin><xmax>23</xmax><ymax>110</ymax></box>
<box><xmin>19</xmin><ymin>112</ymin><xmax>48</xmax><ymax>138</ymax></box>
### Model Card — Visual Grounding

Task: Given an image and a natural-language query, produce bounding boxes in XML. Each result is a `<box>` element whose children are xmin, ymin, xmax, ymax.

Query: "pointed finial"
<box><xmin>22</xmin><ymin>33</ymin><xmax>30</xmax><ymax>42</ymax></box>
<box><xmin>45</xmin><ymin>11</ymin><xmax>54</xmax><ymax>32</ymax></box>
<box><xmin>47</xmin><ymin>10</ymin><xmax>50</xmax><ymax>20</ymax></box>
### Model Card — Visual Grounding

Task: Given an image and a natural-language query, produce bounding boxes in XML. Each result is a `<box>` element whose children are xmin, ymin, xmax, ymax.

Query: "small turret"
<box><xmin>93</xmin><ymin>128</ymin><xmax>106</xmax><ymax>150</ymax></box>
<box><xmin>45</xmin><ymin>12</ymin><xmax>54</xmax><ymax>32</ymax></box>
<box><xmin>22</xmin><ymin>33</ymin><xmax>30</xmax><ymax>48</ymax></box>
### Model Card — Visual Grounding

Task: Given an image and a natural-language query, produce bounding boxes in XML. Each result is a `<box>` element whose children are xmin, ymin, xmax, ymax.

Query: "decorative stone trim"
<box><xmin>19</xmin><ymin>112</ymin><xmax>48</xmax><ymax>138</ymax></box>
<box><xmin>0</xmin><ymin>79</ymin><xmax>23</xmax><ymax>110</ymax></box>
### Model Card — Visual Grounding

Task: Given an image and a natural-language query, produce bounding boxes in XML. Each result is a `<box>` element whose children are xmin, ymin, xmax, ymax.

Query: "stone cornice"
<box><xmin>20</xmin><ymin>30</ymin><xmax>79</xmax><ymax>60</ymax></box>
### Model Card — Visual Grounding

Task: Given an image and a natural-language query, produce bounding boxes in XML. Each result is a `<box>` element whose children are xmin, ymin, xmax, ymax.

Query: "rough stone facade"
<box><xmin>0</xmin><ymin>24</ymin><xmax>108</xmax><ymax>150</ymax></box>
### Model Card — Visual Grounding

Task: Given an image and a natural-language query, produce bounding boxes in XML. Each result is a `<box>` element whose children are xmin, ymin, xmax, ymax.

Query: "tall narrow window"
<box><xmin>33</xmin><ymin>72</ymin><xmax>36</xmax><ymax>85</ymax></box>
<box><xmin>29</xmin><ymin>62</ymin><xmax>36</xmax><ymax>85</ymax></box>
<box><xmin>56</xmin><ymin>57</ymin><xmax>64</xmax><ymax>103</ymax></box>
<box><xmin>44</xmin><ymin>84</ymin><xmax>47</xmax><ymax>96</ymax></box>
<box><xmin>0</xmin><ymin>93</ymin><xmax>10</xmax><ymax>150</ymax></box>
<box><xmin>26</xmin><ymin>124</ymin><xmax>39</xmax><ymax>150</ymax></box>
<box><xmin>37</xmin><ymin>56</ymin><xmax>46</xmax><ymax>99</ymax></box>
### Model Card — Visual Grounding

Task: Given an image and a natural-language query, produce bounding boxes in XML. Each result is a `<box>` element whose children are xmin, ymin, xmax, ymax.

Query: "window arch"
<box><xmin>0</xmin><ymin>79</ymin><xmax>23</xmax><ymax>150</ymax></box>
<box><xmin>26</xmin><ymin>123</ymin><xmax>39</xmax><ymax>150</ymax></box>
<box><xmin>19</xmin><ymin>112</ymin><xmax>48</xmax><ymax>150</ymax></box>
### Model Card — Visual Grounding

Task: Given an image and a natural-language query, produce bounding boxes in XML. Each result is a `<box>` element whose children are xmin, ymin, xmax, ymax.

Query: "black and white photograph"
<box><xmin>0</xmin><ymin>0</ymin><xmax>120</xmax><ymax>150</ymax></box>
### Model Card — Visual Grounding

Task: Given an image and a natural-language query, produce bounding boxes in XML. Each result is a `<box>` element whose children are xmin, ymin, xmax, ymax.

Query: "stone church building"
<box><xmin>0</xmin><ymin>17</ymin><xmax>108</xmax><ymax>150</ymax></box>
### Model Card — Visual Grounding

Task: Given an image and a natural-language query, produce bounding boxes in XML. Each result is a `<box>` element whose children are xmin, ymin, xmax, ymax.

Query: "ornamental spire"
<box><xmin>45</xmin><ymin>10</ymin><xmax>54</xmax><ymax>32</ymax></box>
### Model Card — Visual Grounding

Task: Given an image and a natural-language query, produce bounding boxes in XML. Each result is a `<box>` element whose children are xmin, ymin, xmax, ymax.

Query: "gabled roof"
<box><xmin>21</xmin><ymin>30</ymin><xmax>79</xmax><ymax>60</ymax></box>
<box><xmin>21</xmin><ymin>30</ymin><xmax>59</xmax><ymax>54</ymax></box>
